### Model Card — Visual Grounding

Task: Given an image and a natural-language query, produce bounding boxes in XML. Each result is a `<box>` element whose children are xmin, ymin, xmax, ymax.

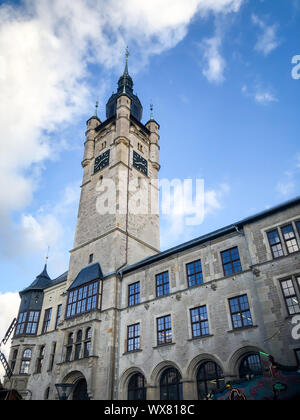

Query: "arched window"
<box><xmin>73</xmin><ymin>378</ymin><xmax>89</xmax><ymax>400</ymax></box>
<box><xmin>239</xmin><ymin>353</ymin><xmax>262</xmax><ymax>379</ymax></box>
<box><xmin>20</xmin><ymin>349</ymin><xmax>32</xmax><ymax>374</ymax></box>
<box><xmin>128</xmin><ymin>373</ymin><xmax>147</xmax><ymax>400</ymax></box>
<box><xmin>197</xmin><ymin>361</ymin><xmax>224</xmax><ymax>399</ymax></box>
<box><xmin>160</xmin><ymin>368</ymin><xmax>183</xmax><ymax>400</ymax></box>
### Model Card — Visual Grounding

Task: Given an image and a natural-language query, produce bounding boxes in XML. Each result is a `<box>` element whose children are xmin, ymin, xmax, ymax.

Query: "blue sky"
<box><xmin>0</xmin><ymin>0</ymin><xmax>299</xmax><ymax>298</ymax></box>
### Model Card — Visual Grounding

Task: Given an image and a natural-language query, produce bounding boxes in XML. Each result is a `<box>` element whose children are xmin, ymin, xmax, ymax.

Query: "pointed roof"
<box><xmin>20</xmin><ymin>265</ymin><xmax>52</xmax><ymax>295</ymax></box>
<box><xmin>68</xmin><ymin>263</ymin><xmax>103</xmax><ymax>291</ymax></box>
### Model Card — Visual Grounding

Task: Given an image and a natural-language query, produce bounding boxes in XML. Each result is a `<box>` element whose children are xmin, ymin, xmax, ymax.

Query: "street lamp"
<box><xmin>55</xmin><ymin>383</ymin><xmax>75</xmax><ymax>401</ymax></box>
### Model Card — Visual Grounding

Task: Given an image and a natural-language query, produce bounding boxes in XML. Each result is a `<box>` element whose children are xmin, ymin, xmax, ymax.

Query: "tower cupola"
<box><xmin>106</xmin><ymin>48</ymin><xmax>143</xmax><ymax>121</ymax></box>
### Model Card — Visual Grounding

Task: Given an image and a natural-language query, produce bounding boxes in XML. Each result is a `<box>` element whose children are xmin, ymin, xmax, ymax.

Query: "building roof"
<box><xmin>20</xmin><ymin>265</ymin><xmax>52</xmax><ymax>295</ymax></box>
<box><xmin>120</xmin><ymin>195</ymin><xmax>300</xmax><ymax>276</ymax></box>
<box><xmin>68</xmin><ymin>263</ymin><xmax>103</xmax><ymax>291</ymax></box>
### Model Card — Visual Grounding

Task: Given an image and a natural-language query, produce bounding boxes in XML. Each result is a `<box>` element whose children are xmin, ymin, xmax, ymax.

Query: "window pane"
<box><xmin>156</xmin><ymin>272</ymin><xmax>169</xmax><ymax>297</ymax></box>
<box><xmin>221</xmin><ymin>248</ymin><xmax>242</xmax><ymax>276</ymax></box>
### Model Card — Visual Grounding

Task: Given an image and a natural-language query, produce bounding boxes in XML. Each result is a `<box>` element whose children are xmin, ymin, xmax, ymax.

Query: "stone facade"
<box><xmin>4</xmin><ymin>65</ymin><xmax>300</xmax><ymax>400</ymax></box>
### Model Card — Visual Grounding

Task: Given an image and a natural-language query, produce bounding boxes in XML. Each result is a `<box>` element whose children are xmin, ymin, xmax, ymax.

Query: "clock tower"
<box><xmin>67</xmin><ymin>53</ymin><xmax>161</xmax><ymax>284</ymax></box>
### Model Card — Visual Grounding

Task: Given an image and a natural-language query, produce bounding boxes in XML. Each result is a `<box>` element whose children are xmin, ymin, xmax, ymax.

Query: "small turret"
<box><xmin>19</xmin><ymin>265</ymin><xmax>51</xmax><ymax>313</ymax></box>
<box><xmin>146</xmin><ymin>105</ymin><xmax>160</xmax><ymax>172</ymax></box>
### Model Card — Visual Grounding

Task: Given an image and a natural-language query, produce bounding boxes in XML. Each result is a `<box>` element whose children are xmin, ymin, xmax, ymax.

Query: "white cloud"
<box><xmin>0</xmin><ymin>0</ymin><xmax>243</xmax><ymax>269</ymax></box>
<box><xmin>0</xmin><ymin>292</ymin><xmax>20</xmax><ymax>381</ymax></box>
<box><xmin>254</xmin><ymin>91</ymin><xmax>278</xmax><ymax>105</ymax></box>
<box><xmin>201</xmin><ymin>33</ymin><xmax>226</xmax><ymax>84</ymax></box>
<box><xmin>276</xmin><ymin>180</ymin><xmax>295</xmax><ymax>197</ymax></box>
<box><xmin>160</xmin><ymin>181</ymin><xmax>230</xmax><ymax>248</ymax></box>
<box><xmin>252</xmin><ymin>14</ymin><xmax>281</xmax><ymax>56</ymax></box>
<box><xmin>242</xmin><ymin>84</ymin><xmax>278</xmax><ymax>105</ymax></box>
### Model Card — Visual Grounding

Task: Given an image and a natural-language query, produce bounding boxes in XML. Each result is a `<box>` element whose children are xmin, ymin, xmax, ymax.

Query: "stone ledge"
<box><xmin>187</xmin><ymin>334</ymin><xmax>214</xmax><ymax>342</ymax></box>
<box><xmin>153</xmin><ymin>342</ymin><xmax>176</xmax><ymax>350</ymax></box>
<box><xmin>227</xmin><ymin>325</ymin><xmax>258</xmax><ymax>334</ymax></box>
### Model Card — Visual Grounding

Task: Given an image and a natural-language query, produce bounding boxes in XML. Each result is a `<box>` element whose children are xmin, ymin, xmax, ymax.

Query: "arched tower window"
<box><xmin>128</xmin><ymin>373</ymin><xmax>147</xmax><ymax>400</ymax></box>
<box><xmin>160</xmin><ymin>368</ymin><xmax>183</xmax><ymax>401</ymax></box>
<box><xmin>197</xmin><ymin>361</ymin><xmax>224</xmax><ymax>399</ymax></box>
<box><xmin>20</xmin><ymin>349</ymin><xmax>32</xmax><ymax>375</ymax></box>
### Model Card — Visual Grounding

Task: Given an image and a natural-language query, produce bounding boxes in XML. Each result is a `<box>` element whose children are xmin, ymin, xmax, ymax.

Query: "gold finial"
<box><xmin>125</xmin><ymin>46</ymin><xmax>130</xmax><ymax>62</ymax></box>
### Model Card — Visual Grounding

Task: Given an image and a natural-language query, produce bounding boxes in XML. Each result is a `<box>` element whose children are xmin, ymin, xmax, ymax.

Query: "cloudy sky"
<box><xmin>0</xmin><ymin>0</ymin><xmax>299</xmax><ymax>367</ymax></box>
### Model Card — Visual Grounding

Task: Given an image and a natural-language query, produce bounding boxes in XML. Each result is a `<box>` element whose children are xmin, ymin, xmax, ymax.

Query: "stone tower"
<box><xmin>67</xmin><ymin>52</ymin><xmax>161</xmax><ymax>285</ymax></box>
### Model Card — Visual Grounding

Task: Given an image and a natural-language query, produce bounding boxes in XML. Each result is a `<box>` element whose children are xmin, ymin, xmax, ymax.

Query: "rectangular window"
<box><xmin>84</xmin><ymin>341</ymin><xmax>92</xmax><ymax>358</ymax></box>
<box><xmin>157</xmin><ymin>315</ymin><xmax>172</xmax><ymax>345</ymax></box>
<box><xmin>128</xmin><ymin>282</ymin><xmax>140</xmax><ymax>306</ymax></box>
<box><xmin>281</xmin><ymin>225</ymin><xmax>299</xmax><ymax>254</ymax></box>
<box><xmin>280</xmin><ymin>279</ymin><xmax>300</xmax><ymax>315</ymax></box>
<box><xmin>89</xmin><ymin>254</ymin><xmax>94</xmax><ymax>264</ymax></box>
<box><xmin>36</xmin><ymin>346</ymin><xmax>45</xmax><ymax>374</ymax></box>
<box><xmin>42</xmin><ymin>308</ymin><xmax>52</xmax><ymax>334</ymax></box>
<box><xmin>229</xmin><ymin>295</ymin><xmax>253</xmax><ymax>329</ymax></box>
<box><xmin>66</xmin><ymin>281</ymin><xmax>99</xmax><ymax>319</ymax></box>
<box><xmin>49</xmin><ymin>342</ymin><xmax>56</xmax><ymax>372</ymax></box>
<box><xmin>16</xmin><ymin>311</ymin><xmax>40</xmax><ymax>336</ymax></box>
<box><xmin>221</xmin><ymin>247</ymin><xmax>242</xmax><ymax>276</ymax></box>
<box><xmin>127</xmin><ymin>324</ymin><xmax>140</xmax><ymax>352</ymax></box>
<box><xmin>55</xmin><ymin>305</ymin><xmax>62</xmax><ymax>329</ymax></box>
<box><xmin>66</xmin><ymin>346</ymin><xmax>72</xmax><ymax>362</ymax></box>
<box><xmin>267</xmin><ymin>229</ymin><xmax>284</xmax><ymax>259</ymax></box>
<box><xmin>156</xmin><ymin>272</ymin><xmax>170</xmax><ymax>297</ymax></box>
<box><xmin>186</xmin><ymin>260</ymin><xmax>204</xmax><ymax>287</ymax></box>
<box><xmin>26</xmin><ymin>311</ymin><xmax>40</xmax><ymax>335</ymax></box>
<box><xmin>190</xmin><ymin>306</ymin><xmax>209</xmax><ymax>338</ymax></box>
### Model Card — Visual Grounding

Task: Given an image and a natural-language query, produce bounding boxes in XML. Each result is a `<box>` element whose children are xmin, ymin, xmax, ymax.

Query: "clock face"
<box><xmin>133</xmin><ymin>151</ymin><xmax>148</xmax><ymax>176</ymax></box>
<box><xmin>94</xmin><ymin>150</ymin><xmax>110</xmax><ymax>174</ymax></box>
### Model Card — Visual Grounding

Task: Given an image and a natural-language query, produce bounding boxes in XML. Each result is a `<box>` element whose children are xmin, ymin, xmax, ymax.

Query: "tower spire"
<box><xmin>45</xmin><ymin>246</ymin><xmax>50</xmax><ymax>268</ymax></box>
<box><xmin>124</xmin><ymin>46</ymin><xmax>130</xmax><ymax>77</ymax></box>
<box><xmin>150</xmin><ymin>104</ymin><xmax>154</xmax><ymax>121</ymax></box>
<box><xmin>94</xmin><ymin>100</ymin><xmax>99</xmax><ymax>117</ymax></box>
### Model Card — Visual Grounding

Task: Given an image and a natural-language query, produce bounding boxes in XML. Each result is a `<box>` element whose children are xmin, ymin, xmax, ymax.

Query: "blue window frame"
<box><xmin>157</xmin><ymin>315</ymin><xmax>172</xmax><ymax>345</ymax></box>
<box><xmin>128</xmin><ymin>282</ymin><xmax>140</xmax><ymax>306</ymax></box>
<box><xmin>186</xmin><ymin>260</ymin><xmax>204</xmax><ymax>287</ymax></box>
<box><xmin>127</xmin><ymin>324</ymin><xmax>140</xmax><ymax>352</ymax></box>
<box><xmin>156</xmin><ymin>272</ymin><xmax>170</xmax><ymax>297</ymax></box>
<box><xmin>229</xmin><ymin>295</ymin><xmax>253</xmax><ymax>329</ymax></box>
<box><xmin>66</xmin><ymin>281</ymin><xmax>98</xmax><ymax>319</ymax></box>
<box><xmin>190</xmin><ymin>306</ymin><xmax>209</xmax><ymax>338</ymax></box>
<box><xmin>221</xmin><ymin>247</ymin><xmax>242</xmax><ymax>276</ymax></box>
